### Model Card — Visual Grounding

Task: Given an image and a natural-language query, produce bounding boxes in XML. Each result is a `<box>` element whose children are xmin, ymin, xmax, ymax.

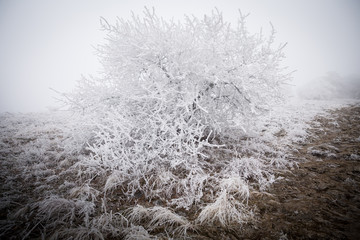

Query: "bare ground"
<box><xmin>241</xmin><ymin>105</ymin><xmax>360</xmax><ymax>240</ymax></box>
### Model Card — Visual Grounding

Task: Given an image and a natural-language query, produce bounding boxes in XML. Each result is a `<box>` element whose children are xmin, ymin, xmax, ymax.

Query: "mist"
<box><xmin>296</xmin><ymin>72</ymin><xmax>360</xmax><ymax>100</ymax></box>
<box><xmin>0</xmin><ymin>0</ymin><xmax>360</xmax><ymax>112</ymax></box>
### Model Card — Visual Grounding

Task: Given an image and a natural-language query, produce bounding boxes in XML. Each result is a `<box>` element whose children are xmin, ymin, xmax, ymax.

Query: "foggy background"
<box><xmin>0</xmin><ymin>0</ymin><xmax>359</xmax><ymax>112</ymax></box>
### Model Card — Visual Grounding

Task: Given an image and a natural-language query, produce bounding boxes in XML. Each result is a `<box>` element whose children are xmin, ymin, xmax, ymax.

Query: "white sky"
<box><xmin>0</xmin><ymin>0</ymin><xmax>359</xmax><ymax>112</ymax></box>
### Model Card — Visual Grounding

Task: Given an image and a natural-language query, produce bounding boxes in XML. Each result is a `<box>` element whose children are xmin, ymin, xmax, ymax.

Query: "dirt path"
<box><xmin>248</xmin><ymin>105</ymin><xmax>360</xmax><ymax>240</ymax></box>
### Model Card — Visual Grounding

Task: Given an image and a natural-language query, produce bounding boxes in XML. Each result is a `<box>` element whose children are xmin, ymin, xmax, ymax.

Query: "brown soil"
<box><xmin>245</xmin><ymin>105</ymin><xmax>360</xmax><ymax>240</ymax></box>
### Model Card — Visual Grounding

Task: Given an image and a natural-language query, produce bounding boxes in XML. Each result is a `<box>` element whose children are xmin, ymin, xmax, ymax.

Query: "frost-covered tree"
<box><xmin>69</xmin><ymin>7</ymin><xmax>289</xmax><ymax>132</ymax></box>
<box><xmin>0</xmin><ymin>9</ymin><xmax>295</xmax><ymax>238</ymax></box>
<box><xmin>65</xmin><ymin>7</ymin><xmax>290</xmax><ymax>212</ymax></box>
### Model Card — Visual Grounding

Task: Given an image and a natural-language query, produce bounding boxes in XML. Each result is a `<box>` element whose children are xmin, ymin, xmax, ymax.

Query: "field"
<box><xmin>0</xmin><ymin>99</ymin><xmax>359</xmax><ymax>239</ymax></box>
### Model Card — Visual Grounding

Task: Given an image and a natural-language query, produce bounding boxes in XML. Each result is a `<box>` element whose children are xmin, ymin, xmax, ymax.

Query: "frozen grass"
<box><xmin>196</xmin><ymin>190</ymin><xmax>253</xmax><ymax>228</ymax></box>
<box><xmin>124</xmin><ymin>225</ymin><xmax>155</xmax><ymax>240</ymax></box>
<box><xmin>0</xmin><ymin>99</ymin><xmax>358</xmax><ymax>239</ymax></box>
<box><xmin>126</xmin><ymin>205</ymin><xmax>193</xmax><ymax>234</ymax></box>
<box><xmin>196</xmin><ymin>177</ymin><xmax>253</xmax><ymax>228</ymax></box>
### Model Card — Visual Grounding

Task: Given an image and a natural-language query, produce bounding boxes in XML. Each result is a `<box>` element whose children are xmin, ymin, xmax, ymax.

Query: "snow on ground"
<box><xmin>0</xmin><ymin>98</ymin><xmax>358</xmax><ymax>239</ymax></box>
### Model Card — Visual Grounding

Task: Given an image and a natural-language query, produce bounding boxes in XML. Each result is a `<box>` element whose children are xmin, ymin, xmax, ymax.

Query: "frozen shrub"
<box><xmin>64</xmin><ymin>7</ymin><xmax>289</xmax><ymax>205</ymax></box>
<box><xmin>56</xmin><ymin>7</ymin><xmax>291</xmax><ymax>235</ymax></box>
<box><xmin>68</xmin><ymin>7</ymin><xmax>289</xmax><ymax>136</ymax></box>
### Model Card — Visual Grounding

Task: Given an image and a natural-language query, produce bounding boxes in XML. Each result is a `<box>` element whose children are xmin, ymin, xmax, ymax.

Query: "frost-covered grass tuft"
<box><xmin>69</xmin><ymin>183</ymin><xmax>101</xmax><ymax>202</ymax></box>
<box><xmin>92</xmin><ymin>212</ymin><xmax>128</xmax><ymax>237</ymax></box>
<box><xmin>34</xmin><ymin>196</ymin><xmax>95</xmax><ymax>226</ymax></box>
<box><xmin>126</xmin><ymin>205</ymin><xmax>194</xmax><ymax>237</ymax></box>
<box><xmin>50</xmin><ymin>227</ymin><xmax>105</xmax><ymax>240</ymax></box>
<box><xmin>124</xmin><ymin>225</ymin><xmax>155</xmax><ymax>240</ymax></box>
<box><xmin>196</xmin><ymin>189</ymin><xmax>253</xmax><ymax>228</ymax></box>
<box><xmin>195</xmin><ymin>177</ymin><xmax>252</xmax><ymax>229</ymax></box>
